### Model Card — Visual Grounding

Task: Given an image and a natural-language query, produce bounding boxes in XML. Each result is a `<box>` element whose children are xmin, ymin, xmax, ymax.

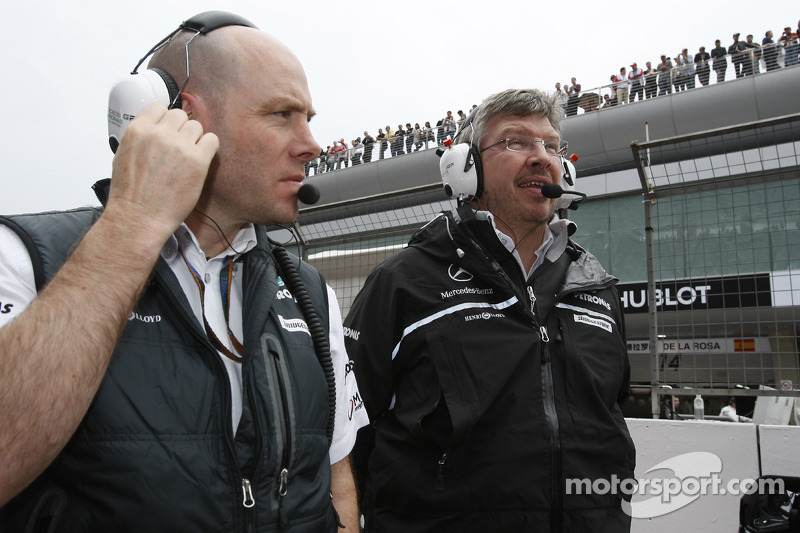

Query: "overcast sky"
<box><xmin>0</xmin><ymin>0</ymin><xmax>793</xmax><ymax>214</ymax></box>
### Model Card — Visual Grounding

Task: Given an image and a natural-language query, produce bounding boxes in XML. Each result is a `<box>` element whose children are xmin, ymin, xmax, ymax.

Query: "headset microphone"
<box><xmin>540</xmin><ymin>183</ymin><xmax>587</xmax><ymax>209</ymax></box>
<box><xmin>298</xmin><ymin>183</ymin><xmax>320</xmax><ymax>205</ymax></box>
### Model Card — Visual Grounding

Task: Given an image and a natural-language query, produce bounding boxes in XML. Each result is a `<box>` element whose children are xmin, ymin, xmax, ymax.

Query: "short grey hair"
<box><xmin>455</xmin><ymin>88</ymin><xmax>563</xmax><ymax>149</ymax></box>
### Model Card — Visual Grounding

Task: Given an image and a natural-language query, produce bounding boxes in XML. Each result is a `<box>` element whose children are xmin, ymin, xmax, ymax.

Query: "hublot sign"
<box><xmin>617</xmin><ymin>274</ymin><xmax>772</xmax><ymax>314</ymax></box>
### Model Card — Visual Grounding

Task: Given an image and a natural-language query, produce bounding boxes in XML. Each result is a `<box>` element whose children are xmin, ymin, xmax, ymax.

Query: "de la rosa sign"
<box><xmin>617</xmin><ymin>274</ymin><xmax>772</xmax><ymax>314</ymax></box>
<box><xmin>627</xmin><ymin>337</ymin><xmax>771</xmax><ymax>355</ymax></box>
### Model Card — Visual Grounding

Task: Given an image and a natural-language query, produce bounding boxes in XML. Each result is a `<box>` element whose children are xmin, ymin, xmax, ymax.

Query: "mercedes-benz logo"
<box><xmin>448</xmin><ymin>264</ymin><xmax>474</xmax><ymax>282</ymax></box>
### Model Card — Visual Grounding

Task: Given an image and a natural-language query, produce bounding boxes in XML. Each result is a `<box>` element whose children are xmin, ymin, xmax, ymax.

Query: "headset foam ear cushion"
<box><xmin>149</xmin><ymin>67</ymin><xmax>182</xmax><ymax>109</ymax></box>
<box><xmin>470</xmin><ymin>145</ymin><xmax>484</xmax><ymax>199</ymax></box>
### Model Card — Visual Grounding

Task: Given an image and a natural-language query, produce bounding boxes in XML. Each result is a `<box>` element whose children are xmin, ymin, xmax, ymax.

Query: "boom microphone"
<box><xmin>298</xmin><ymin>183</ymin><xmax>320</xmax><ymax>205</ymax></box>
<box><xmin>540</xmin><ymin>183</ymin><xmax>586</xmax><ymax>201</ymax></box>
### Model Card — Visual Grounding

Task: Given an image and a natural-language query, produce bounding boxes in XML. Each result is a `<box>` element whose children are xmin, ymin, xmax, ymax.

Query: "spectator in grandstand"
<box><xmin>456</xmin><ymin>110</ymin><xmax>468</xmax><ymax>131</ymax></box>
<box><xmin>412</xmin><ymin>123</ymin><xmax>424</xmax><ymax>151</ymax></box>
<box><xmin>762</xmin><ymin>30</ymin><xmax>781</xmax><ymax>71</ymax></box>
<box><xmin>376</xmin><ymin>128</ymin><xmax>388</xmax><ymax>159</ymax></box>
<box><xmin>329</xmin><ymin>140</ymin><xmax>341</xmax><ymax>170</ymax></box>
<box><xmin>695</xmin><ymin>46</ymin><xmax>711</xmax><ymax>86</ymax></box>
<box><xmin>337</xmin><ymin>138</ymin><xmax>350</xmax><ymax>169</ymax></box>
<box><xmin>729</xmin><ymin>33</ymin><xmax>747</xmax><ymax>78</ymax></box>
<box><xmin>326</xmin><ymin>144</ymin><xmax>337</xmax><ymax>172</ymax></box>
<box><xmin>628</xmin><ymin>62</ymin><xmax>644</xmax><ymax>102</ymax></box>
<box><xmin>566</xmin><ymin>76</ymin><xmax>581</xmax><ymax>116</ymax></box>
<box><xmin>614</xmin><ymin>67</ymin><xmax>629</xmax><ymax>105</ymax></box>
<box><xmin>318</xmin><ymin>146</ymin><xmax>328</xmax><ymax>173</ymax></box>
<box><xmin>778</xmin><ymin>26</ymin><xmax>799</xmax><ymax>67</ymax></box>
<box><xmin>345</xmin><ymin>87</ymin><xmax>635</xmax><ymax>532</ymax></box>
<box><xmin>391</xmin><ymin>124</ymin><xmax>405</xmax><ymax>156</ymax></box>
<box><xmin>443</xmin><ymin>111</ymin><xmax>457</xmax><ymax>141</ymax></box>
<box><xmin>711</xmin><ymin>39</ymin><xmax>728</xmax><ymax>82</ymax></box>
<box><xmin>657</xmin><ymin>54</ymin><xmax>673</xmax><ymax>96</ymax></box>
<box><xmin>385</xmin><ymin>125</ymin><xmax>396</xmax><ymax>156</ymax></box>
<box><xmin>423</xmin><ymin>121</ymin><xmax>435</xmax><ymax>148</ymax></box>
<box><xmin>744</xmin><ymin>34</ymin><xmax>761</xmax><ymax>75</ymax></box>
<box><xmin>404</xmin><ymin>123</ymin><xmax>414</xmax><ymax>155</ymax></box>
<box><xmin>678</xmin><ymin>48</ymin><xmax>696</xmax><ymax>90</ymax></box>
<box><xmin>351</xmin><ymin>138</ymin><xmax>363</xmax><ymax>166</ymax></box>
<box><xmin>644</xmin><ymin>61</ymin><xmax>658</xmax><ymax>98</ymax></box>
<box><xmin>672</xmin><ymin>53</ymin><xmax>686</xmax><ymax>92</ymax></box>
<box><xmin>436</xmin><ymin>118</ymin><xmax>445</xmax><ymax>145</ymax></box>
<box><xmin>307</xmin><ymin>150</ymin><xmax>320</xmax><ymax>176</ymax></box>
<box><xmin>554</xmin><ymin>82</ymin><xmax>569</xmax><ymax>113</ymax></box>
<box><xmin>362</xmin><ymin>131</ymin><xmax>375</xmax><ymax>163</ymax></box>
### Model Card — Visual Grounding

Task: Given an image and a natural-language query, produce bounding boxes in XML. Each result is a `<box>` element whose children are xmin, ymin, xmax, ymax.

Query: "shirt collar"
<box><xmin>476</xmin><ymin>210</ymin><xmax>555</xmax><ymax>278</ymax></box>
<box><xmin>161</xmin><ymin>223</ymin><xmax>258</xmax><ymax>266</ymax></box>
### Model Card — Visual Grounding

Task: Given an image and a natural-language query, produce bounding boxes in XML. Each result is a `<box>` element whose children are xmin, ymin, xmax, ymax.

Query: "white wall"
<box><xmin>625</xmin><ymin>419</ymin><xmax>800</xmax><ymax>532</ymax></box>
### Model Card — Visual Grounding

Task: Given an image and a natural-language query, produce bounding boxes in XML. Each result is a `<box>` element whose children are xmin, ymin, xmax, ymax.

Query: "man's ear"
<box><xmin>180</xmin><ymin>92</ymin><xmax>208</xmax><ymax>125</ymax></box>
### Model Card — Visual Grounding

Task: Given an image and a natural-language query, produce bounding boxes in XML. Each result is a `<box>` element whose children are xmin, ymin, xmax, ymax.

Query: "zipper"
<box><xmin>460</xmin><ymin>228</ymin><xmax>565</xmax><ymax>529</ymax></box>
<box><xmin>539</xmin><ymin>325</ymin><xmax>562</xmax><ymax>533</ymax></box>
<box><xmin>527</xmin><ymin>286</ymin><xmax>537</xmax><ymax>316</ymax></box>
<box><xmin>241</xmin><ymin>353</ymin><xmax>264</xmax><ymax>531</ymax></box>
<box><xmin>241</xmin><ymin>478</ymin><xmax>256</xmax><ymax>508</ymax></box>
<box><xmin>435</xmin><ymin>452</ymin><xmax>448</xmax><ymax>491</ymax></box>
<box><xmin>261</xmin><ymin>333</ymin><xmax>295</xmax><ymax>531</ymax></box>
<box><xmin>156</xmin><ymin>275</ymin><xmax>258</xmax><ymax>529</ymax></box>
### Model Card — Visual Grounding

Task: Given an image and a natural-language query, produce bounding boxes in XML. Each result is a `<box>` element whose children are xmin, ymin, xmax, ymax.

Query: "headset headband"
<box><xmin>131</xmin><ymin>11</ymin><xmax>258</xmax><ymax>75</ymax></box>
<box><xmin>108</xmin><ymin>11</ymin><xmax>257</xmax><ymax>153</ymax></box>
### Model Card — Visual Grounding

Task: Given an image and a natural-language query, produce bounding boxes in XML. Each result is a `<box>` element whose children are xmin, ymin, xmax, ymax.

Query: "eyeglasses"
<box><xmin>480</xmin><ymin>136</ymin><xmax>568</xmax><ymax>157</ymax></box>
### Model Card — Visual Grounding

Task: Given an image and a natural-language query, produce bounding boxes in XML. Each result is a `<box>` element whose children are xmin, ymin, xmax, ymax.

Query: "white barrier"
<box><xmin>623</xmin><ymin>418</ymin><xmax>800</xmax><ymax>532</ymax></box>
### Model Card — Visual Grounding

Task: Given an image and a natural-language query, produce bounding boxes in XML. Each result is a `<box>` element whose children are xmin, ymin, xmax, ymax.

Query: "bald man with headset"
<box><xmin>0</xmin><ymin>11</ymin><xmax>367</xmax><ymax>532</ymax></box>
<box><xmin>345</xmin><ymin>89</ymin><xmax>635</xmax><ymax>532</ymax></box>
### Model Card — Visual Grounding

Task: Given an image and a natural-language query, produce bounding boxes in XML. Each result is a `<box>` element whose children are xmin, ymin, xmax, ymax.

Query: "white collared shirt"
<box><xmin>478</xmin><ymin>211</ymin><xmax>555</xmax><ymax>279</ymax></box>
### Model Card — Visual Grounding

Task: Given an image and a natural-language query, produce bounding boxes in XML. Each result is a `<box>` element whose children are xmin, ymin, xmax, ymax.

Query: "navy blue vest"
<box><xmin>0</xmin><ymin>208</ymin><xmax>336</xmax><ymax>533</ymax></box>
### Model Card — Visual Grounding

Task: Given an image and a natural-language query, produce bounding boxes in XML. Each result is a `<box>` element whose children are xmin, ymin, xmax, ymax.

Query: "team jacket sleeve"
<box><xmin>611</xmin><ymin>285</ymin><xmax>632</xmax><ymax>408</ymax></box>
<box><xmin>327</xmin><ymin>284</ymin><xmax>369</xmax><ymax>464</ymax></box>
<box><xmin>342</xmin><ymin>266</ymin><xmax>399</xmax><ymax>423</ymax></box>
<box><xmin>0</xmin><ymin>225</ymin><xmax>38</xmax><ymax>329</ymax></box>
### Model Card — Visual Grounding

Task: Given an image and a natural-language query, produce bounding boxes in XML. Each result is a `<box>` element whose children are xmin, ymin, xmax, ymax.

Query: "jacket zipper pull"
<box><xmin>435</xmin><ymin>453</ymin><xmax>447</xmax><ymax>491</ymax></box>
<box><xmin>540</xmin><ymin>325</ymin><xmax>549</xmax><ymax>343</ymax></box>
<box><xmin>241</xmin><ymin>478</ymin><xmax>255</xmax><ymax>508</ymax></box>
<box><xmin>527</xmin><ymin>286</ymin><xmax>536</xmax><ymax>315</ymax></box>
<box><xmin>278</xmin><ymin>467</ymin><xmax>289</xmax><ymax>496</ymax></box>
<box><xmin>540</xmin><ymin>325</ymin><xmax>551</xmax><ymax>364</ymax></box>
<box><xmin>278</xmin><ymin>468</ymin><xmax>291</xmax><ymax>530</ymax></box>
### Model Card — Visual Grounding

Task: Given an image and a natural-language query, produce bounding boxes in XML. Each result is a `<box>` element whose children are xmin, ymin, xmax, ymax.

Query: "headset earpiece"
<box><xmin>439</xmin><ymin>142</ymin><xmax>484</xmax><ymax>200</ymax></box>
<box><xmin>554</xmin><ymin>156</ymin><xmax>579</xmax><ymax>211</ymax></box>
<box><xmin>438</xmin><ymin>107</ymin><xmax>484</xmax><ymax>200</ymax></box>
<box><xmin>107</xmin><ymin>11</ymin><xmax>257</xmax><ymax>153</ymax></box>
<box><xmin>107</xmin><ymin>69</ymin><xmax>178</xmax><ymax>153</ymax></box>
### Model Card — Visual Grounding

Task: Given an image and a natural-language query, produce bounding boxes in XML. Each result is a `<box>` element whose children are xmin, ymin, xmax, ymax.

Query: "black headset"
<box><xmin>107</xmin><ymin>11</ymin><xmax>257</xmax><ymax>153</ymax></box>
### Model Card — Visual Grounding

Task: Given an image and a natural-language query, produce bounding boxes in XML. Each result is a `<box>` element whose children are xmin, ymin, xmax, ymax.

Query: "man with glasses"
<box><xmin>345</xmin><ymin>88</ymin><xmax>635</xmax><ymax>532</ymax></box>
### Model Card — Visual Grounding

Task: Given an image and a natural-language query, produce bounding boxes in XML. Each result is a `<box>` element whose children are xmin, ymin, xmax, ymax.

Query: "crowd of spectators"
<box><xmin>307</xmin><ymin>20</ymin><xmax>799</xmax><ymax>176</ymax></box>
<box><xmin>553</xmin><ymin>21</ymin><xmax>799</xmax><ymax>115</ymax></box>
<box><xmin>305</xmin><ymin>106</ymin><xmax>478</xmax><ymax>176</ymax></box>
